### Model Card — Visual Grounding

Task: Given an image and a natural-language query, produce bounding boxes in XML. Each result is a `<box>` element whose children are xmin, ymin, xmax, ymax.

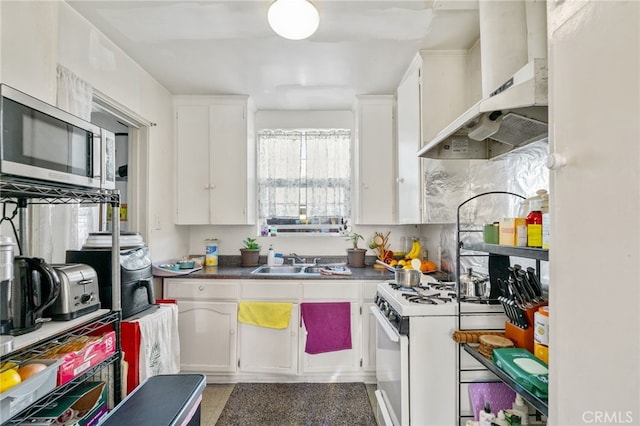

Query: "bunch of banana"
<box><xmin>405</xmin><ymin>239</ymin><xmax>422</xmax><ymax>260</ymax></box>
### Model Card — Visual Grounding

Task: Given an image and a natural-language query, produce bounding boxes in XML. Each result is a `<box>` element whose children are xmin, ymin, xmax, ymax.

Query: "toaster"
<box><xmin>45</xmin><ymin>264</ymin><xmax>101</xmax><ymax>321</ymax></box>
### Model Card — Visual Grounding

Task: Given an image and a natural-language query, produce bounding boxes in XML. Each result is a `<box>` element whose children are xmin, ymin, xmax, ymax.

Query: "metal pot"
<box><xmin>459</xmin><ymin>268</ymin><xmax>491</xmax><ymax>299</ymax></box>
<box><xmin>375</xmin><ymin>259</ymin><xmax>422</xmax><ymax>287</ymax></box>
<box><xmin>395</xmin><ymin>268</ymin><xmax>422</xmax><ymax>287</ymax></box>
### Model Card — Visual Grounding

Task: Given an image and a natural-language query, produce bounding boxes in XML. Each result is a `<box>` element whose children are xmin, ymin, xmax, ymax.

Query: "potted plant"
<box><xmin>345</xmin><ymin>232</ymin><xmax>367</xmax><ymax>268</ymax></box>
<box><xmin>240</xmin><ymin>237</ymin><xmax>261</xmax><ymax>267</ymax></box>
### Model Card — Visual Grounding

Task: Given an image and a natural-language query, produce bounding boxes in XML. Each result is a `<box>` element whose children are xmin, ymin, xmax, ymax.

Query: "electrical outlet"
<box><xmin>154</xmin><ymin>214</ymin><xmax>161</xmax><ymax>230</ymax></box>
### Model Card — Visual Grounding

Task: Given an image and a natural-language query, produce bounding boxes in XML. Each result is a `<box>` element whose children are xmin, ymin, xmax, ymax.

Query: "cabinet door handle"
<box><xmin>230</xmin><ymin>329</ymin><xmax>235</xmax><ymax>335</ymax></box>
<box><xmin>546</xmin><ymin>153</ymin><xmax>567</xmax><ymax>170</ymax></box>
<box><xmin>204</xmin><ymin>185</ymin><xmax>210</xmax><ymax>190</ymax></box>
<box><xmin>362</xmin><ymin>184</ymin><xmax>369</xmax><ymax>190</ymax></box>
<box><xmin>198</xmin><ymin>285</ymin><xmax>204</xmax><ymax>291</ymax></box>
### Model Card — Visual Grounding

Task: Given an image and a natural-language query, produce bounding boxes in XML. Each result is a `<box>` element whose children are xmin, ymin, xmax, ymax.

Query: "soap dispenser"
<box><xmin>479</xmin><ymin>402</ymin><xmax>496</xmax><ymax>426</ymax></box>
<box><xmin>267</xmin><ymin>245</ymin><xmax>276</xmax><ymax>266</ymax></box>
<box><xmin>512</xmin><ymin>394</ymin><xmax>529</xmax><ymax>425</ymax></box>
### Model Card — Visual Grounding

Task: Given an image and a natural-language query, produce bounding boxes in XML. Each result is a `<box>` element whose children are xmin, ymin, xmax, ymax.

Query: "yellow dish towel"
<box><xmin>238</xmin><ymin>302</ymin><xmax>293</xmax><ymax>329</ymax></box>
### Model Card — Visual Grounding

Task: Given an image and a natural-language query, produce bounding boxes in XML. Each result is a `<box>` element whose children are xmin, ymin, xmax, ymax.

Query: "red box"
<box><xmin>56</xmin><ymin>331</ymin><xmax>116</xmax><ymax>385</ymax></box>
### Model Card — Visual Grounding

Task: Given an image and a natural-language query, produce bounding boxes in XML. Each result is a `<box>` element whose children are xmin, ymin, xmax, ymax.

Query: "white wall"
<box><xmin>0</xmin><ymin>1</ymin><xmax>189</xmax><ymax>262</ymax></box>
<box><xmin>0</xmin><ymin>1</ymin><xmax>58</xmax><ymax>103</ymax></box>
<box><xmin>256</xmin><ymin>110</ymin><xmax>354</xmax><ymax>130</ymax></box>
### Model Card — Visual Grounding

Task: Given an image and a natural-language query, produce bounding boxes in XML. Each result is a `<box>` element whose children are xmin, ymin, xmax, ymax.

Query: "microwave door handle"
<box><xmin>92</xmin><ymin>132</ymin><xmax>102</xmax><ymax>180</ymax></box>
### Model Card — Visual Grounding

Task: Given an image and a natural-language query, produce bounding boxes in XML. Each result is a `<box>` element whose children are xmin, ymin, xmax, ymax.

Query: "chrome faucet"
<box><xmin>289</xmin><ymin>253</ymin><xmax>306</xmax><ymax>264</ymax></box>
<box><xmin>313</xmin><ymin>257</ymin><xmax>322</xmax><ymax>265</ymax></box>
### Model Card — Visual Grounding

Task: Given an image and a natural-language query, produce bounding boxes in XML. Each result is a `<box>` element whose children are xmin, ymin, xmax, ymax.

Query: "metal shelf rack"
<box><xmin>0</xmin><ymin>178</ymin><xmax>122</xmax><ymax>425</ymax></box>
<box><xmin>463</xmin><ymin>344</ymin><xmax>548</xmax><ymax>416</ymax></box>
<box><xmin>455</xmin><ymin>191</ymin><xmax>549</xmax><ymax>423</ymax></box>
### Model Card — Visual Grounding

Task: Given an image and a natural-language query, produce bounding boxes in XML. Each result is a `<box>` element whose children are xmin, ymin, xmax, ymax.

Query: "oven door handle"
<box><xmin>374</xmin><ymin>389</ymin><xmax>394</xmax><ymax>426</ymax></box>
<box><xmin>370</xmin><ymin>305</ymin><xmax>400</xmax><ymax>343</ymax></box>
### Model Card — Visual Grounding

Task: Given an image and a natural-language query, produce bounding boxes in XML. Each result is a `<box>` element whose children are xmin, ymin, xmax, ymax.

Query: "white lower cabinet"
<box><xmin>238</xmin><ymin>304</ymin><xmax>299</xmax><ymax>375</ymax></box>
<box><xmin>361</xmin><ymin>281</ymin><xmax>379</xmax><ymax>373</ymax></box>
<box><xmin>300</xmin><ymin>302</ymin><xmax>361</xmax><ymax>374</ymax></box>
<box><xmin>164</xmin><ymin>278</ymin><xmax>383</xmax><ymax>382</ymax></box>
<box><xmin>176</xmin><ymin>300</ymin><xmax>238</xmax><ymax>373</ymax></box>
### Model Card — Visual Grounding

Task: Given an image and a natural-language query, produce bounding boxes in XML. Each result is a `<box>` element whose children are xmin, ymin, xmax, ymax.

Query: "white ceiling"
<box><xmin>67</xmin><ymin>0</ymin><xmax>480</xmax><ymax>110</ymax></box>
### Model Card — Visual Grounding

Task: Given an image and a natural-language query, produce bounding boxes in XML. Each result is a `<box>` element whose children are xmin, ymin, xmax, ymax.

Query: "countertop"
<box><xmin>159</xmin><ymin>263</ymin><xmax>450</xmax><ymax>282</ymax></box>
<box><xmin>161</xmin><ymin>264</ymin><xmax>396</xmax><ymax>280</ymax></box>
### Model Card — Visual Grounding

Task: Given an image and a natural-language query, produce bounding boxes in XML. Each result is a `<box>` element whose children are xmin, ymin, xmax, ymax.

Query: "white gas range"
<box><xmin>371</xmin><ymin>276</ymin><xmax>504</xmax><ymax>426</ymax></box>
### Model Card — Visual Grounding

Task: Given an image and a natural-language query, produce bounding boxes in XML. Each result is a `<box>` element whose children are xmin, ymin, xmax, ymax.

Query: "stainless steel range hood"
<box><xmin>418</xmin><ymin>58</ymin><xmax>548</xmax><ymax>160</ymax></box>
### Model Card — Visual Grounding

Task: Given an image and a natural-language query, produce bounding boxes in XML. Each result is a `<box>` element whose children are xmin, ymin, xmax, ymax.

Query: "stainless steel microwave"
<box><xmin>0</xmin><ymin>84</ymin><xmax>115</xmax><ymax>190</ymax></box>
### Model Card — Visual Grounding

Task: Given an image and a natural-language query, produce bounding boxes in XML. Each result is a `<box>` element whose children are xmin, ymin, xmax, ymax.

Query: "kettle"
<box><xmin>10</xmin><ymin>257</ymin><xmax>61</xmax><ymax>335</ymax></box>
<box><xmin>459</xmin><ymin>268</ymin><xmax>491</xmax><ymax>300</ymax></box>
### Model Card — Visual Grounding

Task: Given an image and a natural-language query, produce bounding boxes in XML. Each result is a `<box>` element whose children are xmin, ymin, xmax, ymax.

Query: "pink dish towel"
<box><xmin>300</xmin><ymin>302</ymin><xmax>352</xmax><ymax>354</ymax></box>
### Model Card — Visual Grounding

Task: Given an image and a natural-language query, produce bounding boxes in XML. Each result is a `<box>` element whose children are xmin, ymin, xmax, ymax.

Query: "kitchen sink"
<box><xmin>251</xmin><ymin>264</ymin><xmax>349</xmax><ymax>276</ymax></box>
<box><xmin>251</xmin><ymin>265</ymin><xmax>312</xmax><ymax>275</ymax></box>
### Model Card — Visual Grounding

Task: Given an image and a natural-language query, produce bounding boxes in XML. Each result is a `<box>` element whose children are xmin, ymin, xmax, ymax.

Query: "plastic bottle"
<box><xmin>526</xmin><ymin>199</ymin><xmax>543</xmax><ymax>248</ymax></box>
<box><xmin>491</xmin><ymin>410</ymin><xmax>509</xmax><ymax>426</ymax></box>
<box><xmin>267</xmin><ymin>244</ymin><xmax>276</xmax><ymax>266</ymax></box>
<box><xmin>512</xmin><ymin>394</ymin><xmax>529</xmax><ymax>425</ymax></box>
<box><xmin>261</xmin><ymin>220</ymin><xmax>269</xmax><ymax>237</ymax></box>
<box><xmin>479</xmin><ymin>402</ymin><xmax>496</xmax><ymax>426</ymax></box>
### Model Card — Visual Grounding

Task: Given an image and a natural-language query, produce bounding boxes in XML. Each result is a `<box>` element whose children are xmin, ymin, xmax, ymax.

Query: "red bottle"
<box><xmin>527</xmin><ymin>200</ymin><xmax>543</xmax><ymax>248</ymax></box>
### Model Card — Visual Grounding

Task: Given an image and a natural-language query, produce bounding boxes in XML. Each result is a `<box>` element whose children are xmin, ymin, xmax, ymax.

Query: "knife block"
<box><xmin>505</xmin><ymin>302</ymin><xmax>547</xmax><ymax>352</ymax></box>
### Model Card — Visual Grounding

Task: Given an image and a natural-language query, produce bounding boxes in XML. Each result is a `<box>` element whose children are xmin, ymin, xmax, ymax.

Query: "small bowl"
<box><xmin>177</xmin><ymin>260</ymin><xmax>196</xmax><ymax>269</ymax></box>
<box><xmin>160</xmin><ymin>264</ymin><xmax>180</xmax><ymax>272</ymax></box>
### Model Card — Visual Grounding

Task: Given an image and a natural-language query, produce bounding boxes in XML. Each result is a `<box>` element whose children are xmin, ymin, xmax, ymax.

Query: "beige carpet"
<box><xmin>215</xmin><ymin>383</ymin><xmax>377</xmax><ymax>426</ymax></box>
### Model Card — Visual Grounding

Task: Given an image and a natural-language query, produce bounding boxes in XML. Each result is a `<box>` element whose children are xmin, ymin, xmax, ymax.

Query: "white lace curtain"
<box><xmin>31</xmin><ymin>66</ymin><xmax>98</xmax><ymax>262</ymax></box>
<box><xmin>257</xmin><ymin>129</ymin><xmax>351</xmax><ymax>221</ymax></box>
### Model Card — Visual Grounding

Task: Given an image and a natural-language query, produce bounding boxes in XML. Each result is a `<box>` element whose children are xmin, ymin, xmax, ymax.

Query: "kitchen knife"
<box><xmin>506</xmin><ymin>276</ymin><xmax>526</xmax><ymax>309</ymax></box>
<box><xmin>526</xmin><ymin>267</ymin><xmax>544</xmax><ymax>297</ymax></box>
<box><xmin>510</xmin><ymin>266</ymin><xmax>534</xmax><ymax>306</ymax></box>
<box><xmin>519</xmin><ymin>269</ymin><xmax>543</xmax><ymax>303</ymax></box>
<box><xmin>515</xmin><ymin>269</ymin><xmax>536</xmax><ymax>304</ymax></box>
<box><xmin>508</xmin><ymin>298</ymin><xmax>529</xmax><ymax>329</ymax></box>
<box><xmin>496</xmin><ymin>278</ymin><xmax>517</xmax><ymax>324</ymax></box>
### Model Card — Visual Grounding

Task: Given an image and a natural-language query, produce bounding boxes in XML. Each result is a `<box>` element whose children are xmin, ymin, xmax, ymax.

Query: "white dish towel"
<box><xmin>135</xmin><ymin>304</ymin><xmax>180</xmax><ymax>383</ymax></box>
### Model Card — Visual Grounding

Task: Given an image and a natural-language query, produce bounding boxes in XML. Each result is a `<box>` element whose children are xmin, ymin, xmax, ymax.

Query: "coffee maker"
<box><xmin>9</xmin><ymin>257</ymin><xmax>61</xmax><ymax>335</ymax></box>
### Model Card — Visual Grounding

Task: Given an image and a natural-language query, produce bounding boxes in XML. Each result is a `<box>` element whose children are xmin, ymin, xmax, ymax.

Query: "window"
<box><xmin>257</xmin><ymin>129</ymin><xmax>351</xmax><ymax>234</ymax></box>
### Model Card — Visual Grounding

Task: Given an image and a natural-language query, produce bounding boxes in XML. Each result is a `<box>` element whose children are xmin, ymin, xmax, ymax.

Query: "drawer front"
<box><xmin>362</xmin><ymin>281</ymin><xmax>381</xmax><ymax>302</ymax></box>
<box><xmin>240</xmin><ymin>280</ymin><xmax>300</xmax><ymax>300</ymax></box>
<box><xmin>302</xmin><ymin>280</ymin><xmax>360</xmax><ymax>301</ymax></box>
<box><xmin>164</xmin><ymin>279</ymin><xmax>239</xmax><ymax>300</ymax></box>
<box><xmin>459</xmin><ymin>313</ymin><xmax>507</xmax><ymax>330</ymax></box>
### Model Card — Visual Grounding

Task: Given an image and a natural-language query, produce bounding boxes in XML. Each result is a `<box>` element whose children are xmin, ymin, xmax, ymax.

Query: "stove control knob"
<box><xmin>388</xmin><ymin>311</ymin><xmax>396</xmax><ymax>321</ymax></box>
<box><xmin>80</xmin><ymin>294</ymin><xmax>91</xmax><ymax>304</ymax></box>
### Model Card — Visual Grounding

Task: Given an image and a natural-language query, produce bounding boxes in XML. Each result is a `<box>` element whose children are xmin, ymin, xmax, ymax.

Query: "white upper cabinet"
<box><xmin>174</xmin><ymin>96</ymin><xmax>256</xmax><ymax>225</ymax></box>
<box><xmin>397</xmin><ymin>50</ymin><xmax>476</xmax><ymax>223</ymax></box>
<box><xmin>353</xmin><ymin>95</ymin><xmax>396</xmax><ymax>225</ymax></box>
<box><xmin>396</xmin><ymin>56</ymin><xmax>422</xmax><ymax>224</ymax></box>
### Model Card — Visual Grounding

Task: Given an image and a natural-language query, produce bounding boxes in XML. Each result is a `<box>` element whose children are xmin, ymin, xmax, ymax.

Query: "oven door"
<box><xmin>370</xmin><ymin>305</ymin><xmax>409</xmax><ymax>426</ymax></box>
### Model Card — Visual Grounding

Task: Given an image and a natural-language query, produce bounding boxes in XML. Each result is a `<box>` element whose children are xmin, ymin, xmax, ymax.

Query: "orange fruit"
<box><xmin>17</xmin><ymin>363</ymin><xmax>47</xmax><ymax>381</ymax></box>
<box><xmin>0</xmin><ymin>368</ymin><xmax>21</xmax><ymax>393</ymax></box>
<box><xmin>420</xmin><ymin>260</ymin><xmax>437</xmax><ymax>272</ymax></box>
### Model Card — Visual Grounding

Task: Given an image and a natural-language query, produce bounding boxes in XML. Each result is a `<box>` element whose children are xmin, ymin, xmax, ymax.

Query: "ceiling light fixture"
<box><xmin>268</xmin><ymin>0</ymin><xmax>319</xmax><ymax>40</ymax></box>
